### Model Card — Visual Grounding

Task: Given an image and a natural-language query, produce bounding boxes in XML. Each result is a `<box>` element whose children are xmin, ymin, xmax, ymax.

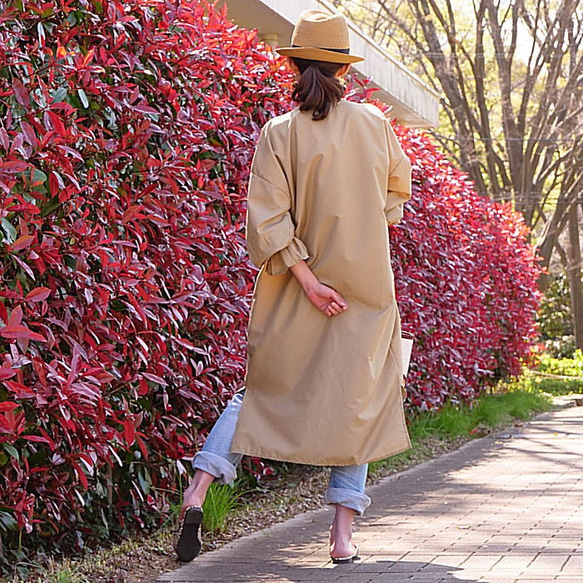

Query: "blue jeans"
<box><xmin>193</xmin><ymin>392</ymin><xmax>371</xmax><ymax>515</ymax></box>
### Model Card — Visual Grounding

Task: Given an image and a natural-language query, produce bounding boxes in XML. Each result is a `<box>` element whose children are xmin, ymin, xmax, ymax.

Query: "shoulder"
<box><xmin>340</xmin><ymin>100</ymin><xmax>388</xmax><ymax>122</ymax></box>
<box><xmin>338</xmin><ymin>101</ymin><xmax>391</xmax><ymax>137</ymax></box>
<box><xmin>261</xmin><ymin>109</ymin><xmax>296</xmax><ymax>137</ymax></box>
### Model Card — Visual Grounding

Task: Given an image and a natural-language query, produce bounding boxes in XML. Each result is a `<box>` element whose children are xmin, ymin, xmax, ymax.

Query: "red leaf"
<box><xmin>25</xmin><ymin>287</ymin><xmax>51</xmax><ymax>302</ymax></box>
<box><xmin>136</xmin><ymin>435</ymin><xmax>149</xmax><ymax>460</ymax></box>
<box><xmin>0</xmin><ymin>367</ymin><xmax>16</xmax><ymax>380</ymax></box>
<box><xmin>0</xmin><ymin>402</ymin><xmax>20</xmax><ymax>412</ymax></box>
<box><xmin>47</xmin><ymin>111</ymin><xmax>67</xmax><ymax>136</ymax></box>
<box><xmin>142</xmin><ymin>372</ymin><xmax>168</xmax><ymax>387</ymax></box>
<box><xmin>11</xmin><ymin>235</ymin><xmax>35</xmax><ymax>252</ymax></box>
<box><xmin>8</xmin><ymin>306</ymin><xmax>22</xmax><ymax>326</ymax></box>
<box><xmin>0</xmin><ymin>160</ymin><xmax>29</xmax><ymax>173</ymax></box>
<box><xmin>12</xmin><ymin>79</ymin><xmax>30</xmax><ymax>108</ymax></box>
<box><xmin>48</xmin><ymin>171</ymin><xmax>63</xmax><ymax>195</ymax></box>
<box><xmin>133</xmin><ymin>104</ymin><xmax>159</xmax><ymax>115</ymax></box>
<box><xmin>81</xmin><ymin>48</ymin><xmax>95</xmax><ymax>68</ymax></box>
<box><xmin>0</xmin><ymin>324</ymin><xmax>47</xmax><ymax>341</ymax></box>
<box><xmin>123</xmin><ymin>420</ymin><xmax>136</xmax><ymax>446</ymax></box>
<box><xmin>3</xmin><ymin>380</ymin><xmax>35</xmax><ymax>396</ymax></box>
<box><xmin>137</xmin><ymin>377</ymin><xmax>149</xmax><ymax>396</ymax></box>
<box><xmin>72</xmin><ymin>461</ymin><xmax>89</xmax><ymax>490</ymax></box>
<box><xmin>21</xmin><ymin>434</ymin><xmax>52</xmax><ymax>445</ymax></box>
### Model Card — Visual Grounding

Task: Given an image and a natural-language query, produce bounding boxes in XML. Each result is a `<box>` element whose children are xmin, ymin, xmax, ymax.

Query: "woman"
<box><xmin>176</xmin><ymin>9</ymin><xmax>412</xmax><ymax>564</ymax></box>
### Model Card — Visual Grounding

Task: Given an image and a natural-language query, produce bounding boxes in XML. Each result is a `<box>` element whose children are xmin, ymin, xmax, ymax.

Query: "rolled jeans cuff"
<box><xmin>192</xmin><ymin>450</ymin><xmax>237</xmax><ymax>485</ymax></box>
<box><xmin>324</xmin><ymin>486</ymin><xmax>371</xmax><ymax>516</ymax></box>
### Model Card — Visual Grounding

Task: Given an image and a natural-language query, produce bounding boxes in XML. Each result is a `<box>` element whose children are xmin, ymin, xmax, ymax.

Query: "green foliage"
<box><xmin>408</xmin><ymin>403</ymin><xmax>475</xmax><ymax>440</ymax></box>
<box><xmin>413</xmin><ymin>390</ymin><xmax>551</xmax><ymax>440</ymax></box>
<box><xmin>533</xmin><ymin>377</ymin><xmax>583</xmax><ymax>394</ymax></box>
<box><xmin>475</xmin><ymin>390</ymin><xmax>550</xmax><ymax>422</ymax></box>
<box><xmin>538</xmin><ymin>349</ymin><xmax>583</xmax><ymax>377</ymax></box>
<box><xmin>544</xmin><ymin>336</ymin><xmax>577</xmax><ymax>359</ymax></box>
<box><xmin>201</xmin><ymin>481</ymin><xmax>245</xmax><ymax>534</ymax></box>
<box><xmin>402</xmin><ymin>384</ymin><xmax>549</xmax><ymax>445</ymax></box>
<box><xmin>537</xmin><ymin>274</ymin><xmax>574</xmax><ymax>357</ymax></box>
<box><xmin>42</xmin><ymin>569</ymin><xmax>84</xmax><ymax>583</ymax></box>
<box><xmin>370</xmin><ymin>382</ymin><xmax>553</xmax><ymax>476</ymax></box>
<box><xmin>525</xmin><ymin>350</ymin><xmax>583</xmax><ymax>394</ymax></box>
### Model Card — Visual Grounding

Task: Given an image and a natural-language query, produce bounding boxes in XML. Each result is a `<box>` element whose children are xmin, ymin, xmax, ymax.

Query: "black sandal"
<box><xmin>175</xmin><ymin>506</ymin><xmax>204</xmax><ymax>562</ymax></box>
<box><xmin>331</xmin><ymin>545</ymin><xmax>359</xmax><ymax>564</ymax></box>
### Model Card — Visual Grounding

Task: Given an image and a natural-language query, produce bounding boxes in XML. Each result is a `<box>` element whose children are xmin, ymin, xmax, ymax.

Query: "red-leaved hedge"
<box><xmin>0</xmin><ymin>0</ymin><xmax>539</xmax><ymax>573</ymax></box>
<box><xmin>392</xmin><ymin>128</ymin><xmax>541</xmax><ymax>409</ymax></box>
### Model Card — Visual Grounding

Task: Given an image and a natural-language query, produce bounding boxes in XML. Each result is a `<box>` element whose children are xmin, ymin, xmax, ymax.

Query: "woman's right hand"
<box><xmin>289</xmin><ymin>260</ymin><xmax>348</xmax><ymax>317</ymax></box>
<box><xmin>304</xmin><ymin>282</ymin><xmax>348</xmax><ymax>317</ymax></box>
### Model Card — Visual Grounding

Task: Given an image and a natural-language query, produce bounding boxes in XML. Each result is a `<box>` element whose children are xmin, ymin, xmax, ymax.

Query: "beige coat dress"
<box><xmin>231</xmin><ymin>100</ymin><xmax>412</xmax><ymax>466</ymax></box>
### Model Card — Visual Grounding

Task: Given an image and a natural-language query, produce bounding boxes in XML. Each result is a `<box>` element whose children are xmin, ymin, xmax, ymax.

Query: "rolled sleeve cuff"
<box><xmin>265</xmin><ymin>237</ymin><xmax>310</xmax><ymax>276</ymax></box>
<box><xmin>385</xmin><ymin>204</ymin><xmax>404</xmax><ymax>225</ymax></box>
<box><xmin>192</xmin><ymin>451</ymin><xmax>238</xmax><ymax>485</ymax></box>
<box><xmin>324</xmin><ymin>487</ymin><xmax>372</xmax><ymax>516</ymax></box>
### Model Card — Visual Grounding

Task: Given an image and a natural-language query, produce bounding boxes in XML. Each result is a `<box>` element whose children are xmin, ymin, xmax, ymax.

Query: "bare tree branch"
<box><xmin>335</xmin><ymin>0</ymin><xmax>582</xmax><ymax>279</ymax></box>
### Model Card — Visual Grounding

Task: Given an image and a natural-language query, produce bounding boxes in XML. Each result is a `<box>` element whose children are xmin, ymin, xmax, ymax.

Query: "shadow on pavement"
<box><xmin>161</xmin><ymin>558</ymin><xmax>480</xmax><ymax>582</ymax></box>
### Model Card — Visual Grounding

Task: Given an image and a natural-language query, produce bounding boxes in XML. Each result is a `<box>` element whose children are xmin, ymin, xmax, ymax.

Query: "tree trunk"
<box><xmin>567</xmin><ymin>202</ymin><xmax>583</xmax><ymax>350</ymax></box>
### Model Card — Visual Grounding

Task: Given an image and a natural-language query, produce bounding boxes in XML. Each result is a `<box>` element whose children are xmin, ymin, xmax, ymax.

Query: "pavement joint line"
<box><xmin>159</xmin><ymin>404</ymin><xmax>583</xmax><ymax>583</ymax></box>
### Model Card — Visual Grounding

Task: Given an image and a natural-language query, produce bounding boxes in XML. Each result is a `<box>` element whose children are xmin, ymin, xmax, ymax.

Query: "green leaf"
<box><xmin>0</xmin><ymin>511</ymin><xmax>18</xmax><ymax>532</ymax></box>
<box><xmin>40</xmin><ymin>198</ymin><xmax>61</xmax><ymax>217</ymax></box>
<box><xmin>33</xmin><ymin>168</ymin><xmax>48</xmax><ymax>184</ymax></box>
<box><xmin>64</xmin><ymin>255</ymin><xmax>77</xmax><ymax>269</ymax></box>
<box><xmin>52</xmin><ymin>86</ymin><xmax>67</xmax><ymax>103</ymax></box>
<box><xmin>111</xmin><ymin>299</ymin><xmax>127</xmax><ymax>312</ymax></box>
<box><xmin>3</xmin><ymin>444</ymin><xmax>19</xmax><ymax>460</ymax></box>
<box><xmin>1</xmin><ymin>218</ymin><xmax>17</xmax><ymax>244</ymax></box>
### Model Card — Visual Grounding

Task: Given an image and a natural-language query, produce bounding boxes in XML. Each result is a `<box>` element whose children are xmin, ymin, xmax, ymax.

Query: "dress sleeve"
<box><xmin>384</xmin><ymin>120</ymin><xmax>412</xmax><ymax>225</ymax></box>
<box><xmin>245</xmin><ymin>125</ymin><xmax>309</xmax><ymax>276</ymax></box>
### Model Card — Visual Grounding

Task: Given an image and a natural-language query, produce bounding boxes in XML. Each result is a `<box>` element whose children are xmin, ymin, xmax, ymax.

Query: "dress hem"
<box><xmin>230</xmin><ymin>439</ymin><xmax>412</xmax><ymax>467</ymax></box>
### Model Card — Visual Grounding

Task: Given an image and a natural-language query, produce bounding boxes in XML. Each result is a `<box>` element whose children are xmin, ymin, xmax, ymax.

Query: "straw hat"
<box><xmin>276</xmin><ymin>10</ymin><xmax>364</xmax><ymax>64</ymax></box>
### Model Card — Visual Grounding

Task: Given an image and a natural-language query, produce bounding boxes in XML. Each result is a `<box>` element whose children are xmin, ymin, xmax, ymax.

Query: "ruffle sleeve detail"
<box><xmin>246</xmin><ymin>124</ymin><xmax>310</xmax><ymax>275</ymax></box>
<box><xmin>265</xmin><ymin>237</ymin><xmax>309</xmax><ymax>276</ymax></box>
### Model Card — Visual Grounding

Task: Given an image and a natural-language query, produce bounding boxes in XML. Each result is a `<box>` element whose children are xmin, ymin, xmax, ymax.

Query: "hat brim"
<box><xmin>276</xmin><ymin>46</ymin><xmax>364</xmax><ymax>64</ymax></box>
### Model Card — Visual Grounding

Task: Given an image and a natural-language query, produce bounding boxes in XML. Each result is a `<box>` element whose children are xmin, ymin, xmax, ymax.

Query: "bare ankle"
<box><xmin>330</xmin><ymin>504</ymin><xmax>357</xmax><ymax>551</ymax></box>
<box><xmin>181</xmin><ymin>470</ymin><xmax>215</xmax><ymax>511</ymax></box>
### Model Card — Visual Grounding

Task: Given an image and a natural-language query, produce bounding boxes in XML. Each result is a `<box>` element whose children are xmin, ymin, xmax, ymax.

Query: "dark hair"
<box><xmin>291</xmin><ymin>58</ymin><xmax>345</xmax><ymax>121</ymax></box>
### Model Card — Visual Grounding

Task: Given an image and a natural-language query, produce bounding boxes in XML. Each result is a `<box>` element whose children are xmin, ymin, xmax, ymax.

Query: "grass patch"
<box><xmin>510</xmin><ymin>362</ymin><xmax>583</xmax><ymax>395</ymax></box>
<box><xmin>415</xmin><ymin>387</ymin><xmax>552</xmax><ymax>439</ymax></box>
<box><xmin>533</xmin><ymin>376</ymin><xmax>583</xmax><ymax>394</ymax></box>
<box><xmin>369</xmin><ymin>386</ymin><xmax>553</xmax><ymax>476</ymax></box>
<box><xmin>538</xmin><ymin>349</ymin><xmax>583</xmax><ymax>377</ymax></box>
<box><xmin>202</xmin><ymin>480</ymin><xmax>246</xmax><ymax>534</ymax></box>
<box><xmin>29</xmin><ymin>559</ymin><xmax>85</xmax><ymax>583</ymax></box>
<box><xmin>523</xmin><ymin>349</ymin><xmax>583</xmax><ymax>394</ymax></box>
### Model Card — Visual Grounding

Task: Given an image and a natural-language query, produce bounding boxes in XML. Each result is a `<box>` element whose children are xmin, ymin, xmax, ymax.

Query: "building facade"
<box><xmin>219</xmin><ymin>0</ymin><xmax>439</xmax><ymax>128</ymax></box>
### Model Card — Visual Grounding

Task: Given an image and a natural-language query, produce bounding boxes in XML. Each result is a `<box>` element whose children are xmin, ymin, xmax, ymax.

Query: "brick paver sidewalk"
<box><xmin>159</xmin><ymin>403</ymin><xmax>583</xmax><ymax>582</ymax></box>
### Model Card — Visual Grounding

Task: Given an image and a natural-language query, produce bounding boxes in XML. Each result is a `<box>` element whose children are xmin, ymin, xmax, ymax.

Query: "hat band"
<box><xmin>292</xmin><ymin>44</ymin><xmax>350</xmax><ymax>55</ymax></box>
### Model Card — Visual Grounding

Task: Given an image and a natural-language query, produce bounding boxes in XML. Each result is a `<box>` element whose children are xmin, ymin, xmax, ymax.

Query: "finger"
<box><xmin>331</xmin><ymin>292</ymin><xmax>348</xmax><ymax>309</ymax></box>
<box><xmin>331</xmin><ymin>304</ymin><xmax>342</xmax><ymax>315</ymax></box>
<box><xmin>324</xmin><ymin>304</ymin><xmax>337</xmax><ymax>317</ymax></box>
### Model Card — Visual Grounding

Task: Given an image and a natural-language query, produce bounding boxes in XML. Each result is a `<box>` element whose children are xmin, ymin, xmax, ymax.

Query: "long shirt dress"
<box><xmin>230</xmin><ymin>99</ymin><xmax>412</xmax><ymax>466</ymax></box>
